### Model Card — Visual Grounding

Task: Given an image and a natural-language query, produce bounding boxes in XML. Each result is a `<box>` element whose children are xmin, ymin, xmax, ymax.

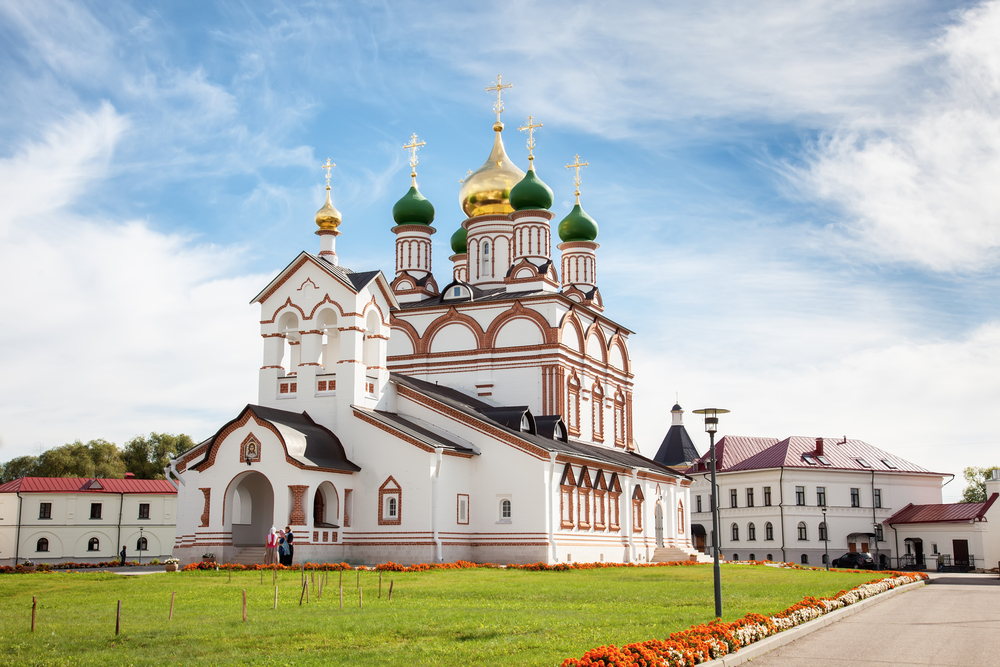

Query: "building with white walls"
<box><xmin>0</xmin><ymin>476</ymin><xmax>177</xmax><ymax>565</ymax></box>
<box><xmin>685</xmin><ymin>435</ymin><xmax>949</xmax><ymax>567</ymax></box>
<box><xmin>170</xmin><ymin>88</ymin><xmax>695</xmax><ymax>566</ymax></box>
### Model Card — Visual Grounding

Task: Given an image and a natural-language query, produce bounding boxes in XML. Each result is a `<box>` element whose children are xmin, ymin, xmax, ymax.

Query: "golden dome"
<box><xmin>315</xmin><ymin>187</ymin><xmax>342</xmax><ymax>230</ymax></box>
<box><xmin>458</xmin><ymin>122</ymin><xmax>526</xmax><ymax>218</ymax></box>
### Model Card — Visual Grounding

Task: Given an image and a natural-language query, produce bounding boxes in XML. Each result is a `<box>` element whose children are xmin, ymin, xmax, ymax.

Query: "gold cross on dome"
<box><xmin>321</xmin><ymin>158</ymin><xmax>336</xmax><ymax>188</ymax></box>
<box><xmin>519</xmin><ymin>115</ymin><xmax>543</xmax><ymax>162</ymax></box>
<box><xmin>566</xmin><ymin>154</ymin><xmax>589</xmax><ymax>199</ymax></box>
<box><xmin>402</xmin><ymin>134</ymin><xmax>426</xmax><ymax>181</ymax></box>
<box><xmin>459</xmin><ymin>169</ymin><xmax>472</xmax><ymax>184</ymax></box>
<box><xmin>485</xmin><ymin>74</ymin><xmax>513</xmax><ymax>122</ymax></box>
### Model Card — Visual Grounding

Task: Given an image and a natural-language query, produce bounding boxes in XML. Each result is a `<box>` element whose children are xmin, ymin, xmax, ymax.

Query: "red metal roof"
<box><xmin>0</xmin><ymin>477</ymin><xmax>176</xmax><ymax>494</ymax></box>
<box><xmin>886</xmin><ymin>493</ymin><xmax>998</xmax><ymax>524</ymax></box>
<box><xmin>686</xmin><ymin>435</ymin><xmax>943</xmax><ymax>476</ymax></box>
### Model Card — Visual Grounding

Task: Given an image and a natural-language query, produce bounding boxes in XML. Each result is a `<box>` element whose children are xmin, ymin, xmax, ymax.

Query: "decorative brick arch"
<box><xmin>362</xmin><ymin>294</ymin><xmax>390</xmax><ymax>328</ymax></box>
<box><xmin>389</xmin><ymin>317</ymin><xmax>420</xmax><ymax>355</ymax></box>
<box><xmin>558</xmin><ymin>309</ymin><xmax>586</xmax><ymax>351</ymax></box>
<box><xmin>306</xmin><ymin>295</ymin><xmax>349</xmax><ymax>321</ymax></box>
<box><xmin>378</xmin><ymin>476</ymin><xmax>402</xmax><ymax>526</ymax></box>
<box><xmin>484</xmin><ymin>301</ymin><xmax>556</xmax><ymax>348</ymax></box>
<box><xmin>420</xmin><ymin>307</ymin><xmax>487</xmax><ymax>354</ymax></box>
<box><xmin>608</xmin><ymin>332</ymin><xmax>631</xmax><ymax>373</ymax></box>
<box><xmin>585</xmin><ymin>323</ymin><xmax>608</xmax><ymax>363</ymax></box>
<box><xmin>262</xmin><ymin>297</ymin><xmax>307</xmax><ymax>325</ymax></box>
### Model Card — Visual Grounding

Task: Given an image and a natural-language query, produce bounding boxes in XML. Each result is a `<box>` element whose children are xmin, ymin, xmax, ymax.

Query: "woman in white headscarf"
<box><xmin>265</xmin><ymin>526</ymin><xmax>278</xmax><ymax>565</ymax></box>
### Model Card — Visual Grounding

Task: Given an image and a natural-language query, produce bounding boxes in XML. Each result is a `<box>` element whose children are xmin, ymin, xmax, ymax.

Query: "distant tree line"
<box><xmin>960</xmin><ymin>465</ymin><xmax>1000</xmax><ymax>503</ymax></box>
<box><xmin>0</xmin><ymin>433</ymin><xmax>195</xmax><ymax>483</ymax></box>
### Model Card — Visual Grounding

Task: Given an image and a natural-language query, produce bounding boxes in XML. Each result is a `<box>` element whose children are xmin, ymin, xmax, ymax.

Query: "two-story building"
<box><xmin>0</xmin><ymin>475</ymin><xmax>177</xmax><ymax>565</ymax></box>
<box><xmin>686</xmin><ymin>435</ymin><xmax>949</xmax><ymax>567</ymax></box>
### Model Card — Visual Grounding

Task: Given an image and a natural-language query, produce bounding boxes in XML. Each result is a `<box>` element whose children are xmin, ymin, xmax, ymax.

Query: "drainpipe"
<box><xmin>871</xmin><ymin>470</ymin><xmax>880</xmax><ymax>566</ymax></box>
<box><xmin>628</xmin><ymin>468</ymin><xmax>638</xmax><ymax>562</ymax></box>
<box><xmin>431</xmin><ymin>448</ymin><xmax>443</xmax><ymax>562</ymax></box>
<box><xmin>14</xmin><ymin>491</ymin><xmax>23</xmax><ymax>566</ymax></box>
<box><xmin>778</xmin><ymin>466</ymin><xmax>786</xmax><ymax>563</ymax></box>
<box><xmin>547</xmin><ymin>452</ymin><xmax>558</xmax><ymax>562</ymax></box>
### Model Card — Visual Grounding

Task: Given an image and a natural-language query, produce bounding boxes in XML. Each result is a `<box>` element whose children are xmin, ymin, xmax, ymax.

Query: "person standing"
<box><xmin>265</xmin><ymin>527</ymin><xmax>278</xmax><ymax>565</ymax></box>
<box><xmin>120</xmin><ymin>546</ymin><xmax>127</xmax><ymax>566</ymax></box>
<box><xmin>284</xmin><ymin>526</ymin><xmax>294</xmax><ymax>565</ymax></box>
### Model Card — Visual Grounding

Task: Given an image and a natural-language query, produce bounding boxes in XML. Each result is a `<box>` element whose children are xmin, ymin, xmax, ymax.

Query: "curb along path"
<box><xmin>700</xmin><ymin>580</ymin><xmax>925</xmax><ymax>667</ymax></box>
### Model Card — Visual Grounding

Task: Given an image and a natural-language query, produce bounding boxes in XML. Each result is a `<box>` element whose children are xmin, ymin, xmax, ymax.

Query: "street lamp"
<box><xmin>139</xmin><ymin>527</ymin><xmax>144</xmax><ymax>566</ymax></box>
<box><xmin>694</xmin><ymin>407</ymin><xmax>729</xmax><ymax>620</ymax></box>
<box><xmin>822</xmin><ymin>507</ymin><xmax>829</xmax><ymax>570</ymax></box>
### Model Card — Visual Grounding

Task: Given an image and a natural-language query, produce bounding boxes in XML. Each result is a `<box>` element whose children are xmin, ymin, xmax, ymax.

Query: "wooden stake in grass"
<box><xmin>272</xmin><ymin>568</ymin><xmax>276</xmax><ymax>587</ymax></box>
<box><xmin>169</xmin><ymin>591</ymin><xmax>175</xmax><ymax>620</ymax></box>
<box><xmin>228</xmin><ymin>567</ymin><xmax>232</xmax><ymax>583</ymax></box>
<box><xmin>261</xmin><ymin>569</ymin><xmax>264</xmax><ymax>585</ymax></box>
<box><xmin>318</xmin><ymin>576</ymin><xmax>323</xmax><ymax>600</ymax></box>
<box><xmin>274</xmin><ymin>586</ymin><xmax>278</xmax><ymax>611</ymax></box>
<box><xmin>339</xmin><ymin>569</ymin><xmax>342</xmax><ymax>588</ymax></box>
<box><xmin>242</xmin><ymin>589</ymin><xmax>247</xmax><ymax>622</ymax></box>
<box><xmin>357</xmin><ymin>569</ymin><xmax>360</xmax><ymax>588</ymax></box>
<box><xmin>299</xmin><ymin>580</ymin><xmax>307</xmax><ymax>606</ymax></box>
<box><xmin>359</xmin><ymin>586</ymin><xmax>363</xmax><ymax>610</ymax></box>
<box><xmin>115</xmin><ymin>600</ymin><xmax>121</xmax><ymax>636</ymax></box>
<box><xmin>379</xmin><ymin>572</ymin><xmax>382</xmax><ymax>598</ymax></box>
<box><xmin>339</xmin><ymin>585</ymin><xmax>343</xmax><ymax>610</ymax></box>
<box><xmin>31</xmin><ymin>596</ymin><xmax>36</xmax><ymax>632</ymax></box>
<box><xmin>388</xmin><ymin>580</ymin><xmax>394</xmax><ymax>602</ymax></box>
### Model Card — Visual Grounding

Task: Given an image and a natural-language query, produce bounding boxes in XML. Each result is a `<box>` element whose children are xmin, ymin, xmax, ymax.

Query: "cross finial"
<box><xmin>402</xmin><ymin>133</ymin><xmax>426</xmax><ymax>185</ymax></box>
<box><xmin>485</xmin><ymin>74</ymin><xmax>513</xmax><ymax>124</ymax></box>
<box><xmin>321</xmin><ymin>158</ymin><xmax>336</xmax><ymax>189</ymax></box>
<box><xmin>519</xmin><ymin>115</ymin><xmax>543</xmax><ymax>164</ymax></box>
<box><xmin>565</xmin><ymin>154</ymin><xmax>589</xmax><ymax>203</ymax></box>
<box><xmin>459</xmin><ymin>169</ymin><xmax>472</xmax><ymax>184</ymax></box>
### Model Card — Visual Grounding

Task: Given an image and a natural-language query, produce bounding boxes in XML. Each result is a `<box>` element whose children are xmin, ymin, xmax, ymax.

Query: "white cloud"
<box><xmin>792</xmin><ymin>1</ymin><xmax>1000</xmax><ymax>272</ymax></box>
<box><xmin>0</xmin><ymin>106</ymin><xmax>266</xmax><ymax>455</ymax></box>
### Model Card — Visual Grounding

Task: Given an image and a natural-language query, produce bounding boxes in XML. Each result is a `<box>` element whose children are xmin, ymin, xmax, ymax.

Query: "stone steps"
<box><xmin>651</xmin><ymin>546</ymin><xmax>713</xmax><ymax>564</ymax></box>
<box><xmin>228</xmin><ymin>547</ymin><xmax>266</xmax><ymax>565</ymax></box>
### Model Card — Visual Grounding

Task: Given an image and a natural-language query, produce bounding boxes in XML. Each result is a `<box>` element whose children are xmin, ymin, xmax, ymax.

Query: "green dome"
<box><xmin>450</xmin><ymin>226</ymin><xmax>468</xmax><ymax>255</ymax></box>
<box><xmin>510</xmin><ymin>166</ymin><xmax>554</xmax><ymax>211</ymax></box>
<box><xmin>557</xmin><ymin>203</ymin><xmax>599</xmax><ymax>242</ymax></box>
<box><xmin>392</xmin><ymin>185</ymin><xmax>435</xmax><ymax>226</ymax></box>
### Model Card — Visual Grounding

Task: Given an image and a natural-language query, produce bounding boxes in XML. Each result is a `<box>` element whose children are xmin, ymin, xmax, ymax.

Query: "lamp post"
<box><xmin>139</xmin><ymin>527</ymin><xmax>144</xmax><ymax>566</ymax></box>
<box><xmin>694</xmin><ymin>407</ymin><xmax>729</xmax><ymax>620</ymax></box>
<box><xmin>822</xmin><ymin>508</ymin><xmax>829</xmax><ymax>570</ymax></box>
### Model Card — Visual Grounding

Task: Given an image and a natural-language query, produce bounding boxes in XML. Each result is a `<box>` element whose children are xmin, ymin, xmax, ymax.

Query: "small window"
<box><xmin>801</xmin><ymin>553</ymin><xmax>809</xmax><ymax>564</ymax></box>
<box><xmin>763</xmin><ymin>487</ymin><xmax>772</xmax><ymax>506</ymax></box>
<box><xmin>453</xmin><ymin>286</ymin><xmax>461</xmax><ymax>297</ymax></box>
<box><xmin>732</xmin><ymin>553</ymin><xmax>739</xmax><ymax>561</ymax></box>
<box><xmin>795</xmin><ymin>486</ymin><xmax>805</xmax><ymax>506</ymax></box>
<box><xmin>746</xmin><ymin>488</ymin><xmax>754</xmax><ymax>507</ymax></box>
<box><xmin>850</xmin><ymin>488</ymin><xmax>860</xmax><ymax>507</ymax></box>
<box><xmin>90</xmin><ymin>503</ymin><xmax>102</xmax><ymax>520</ymax></box>
<box><xmin>554</xmin><ymin>422</ymin><xmax>564</xmax><ymax>440</ymax></box>
<box><xmin>749</xmin><ymin>553</ymin><xmax>755</xmax><ymax>561</ymax></box>
<box><xmin>766</xmin><ymin>553</ymin><xmax>773</xmax><ymax>561</ymax></box>
<box><xmin>36</xmin><ymin>538</ymin><xmax>49</xmax><ymax>552</ymax></box>
<box><xmin>520</xmin><ymin>414</ymin><xmax>530</xmax><ymax>432</ymax></box>
<box><xmin>876</xmin><ymin>524</ymin><xmax>884</xmax><ymax>542</ymax></box>
<box><xmin>747</xmin><ymin>522</ymin><xmax>756</xmax><ymax>541</ymax></box>
<box><xmin>797</xmin><ymin>522</ymin><xmax>808</xmax><ymax>540</ymax></box>
<box><xmin>696</xmin><ymin>495</ymin><xmax>702</xmax><ymax>513</ymax></box>
<box><xmin>387</xmin><ymin>496</ymin><xmax>398</xmax><ymax>518</ymax></box>
<box><xmin>816</xmin><ymin>455</ymin><xmax>831</xmax><ymax>466</ymax></box>
<box><xmin>731</xmin><ymin>523</ymin><xmax>739</xmax><ymax>541</ymax></box>
<box><xmin>88</xmin><ymin>537</ymin><xmax>100</xmax><ymax>551</ymax></box>
<box><xmin>819</xmin><ymin>521</ymin><xmax>828</xmax><ymax>541</ymax></box>
<box><xmin>457</xmin><ymin>495</ymin><xmax>469</xmax><ymax>525</ymax></box>
<box><xmin>730</xmin><ymin>489</ymin><xmax>738</xmax><ymax>508</ymax></box>
<box><xmin>873</xmin><ymin>489</ymin><xmax>882</xmax><ymax>509</ymax></box>
<box><xmin>765</xmin><ymin>522</ymin><xmax>774</xmax><ymax>541</ymax></box>
<box><xmin>822</xmin><ymin>554</ymin><xmax>829</xmax><ymax>564</ymax></box>
<box><xmin>802</xmin><ymin>454</ymin><xmax>818</xmax><ymax>465</ymax></box>
<box><xmin>857</xmin><ymin>458</ymin><xmax>872</xmax><ymax>468</ymax></box>
<box><xmin>136</xmin><ymin>537</ymin><xmax>147</xmax><ymax>552</ymax></box>
<box><xmin>881</xmin><ymin>459</ymin><xmax>898</xmax><ymax>469</ymax></box>
<box><xmin>816</xmin><ymin>487</ymin><xmax>826</xmax><ymax>507</ymax></box>
<box><xmin>932</xmin><ymin>543</ymin><xmax>938</xmax><ymax>555</ymax></box>
<box><xmin>39</xmin><ymin>502</ymin><xmax>52</xmax><ymax>520</ymax></box>
<box><xmin>500</xmin><ymin>499</ymin><xmax>511</xmax><ymax>520</ymax></box>
<box><xmin>138</xmin><ymin>503</ymin><xmax>150</xmax><ymax>520</ymax></box>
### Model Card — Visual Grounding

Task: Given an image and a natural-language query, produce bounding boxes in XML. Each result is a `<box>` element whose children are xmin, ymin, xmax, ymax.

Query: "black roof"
<box><xmin>392</xmin><ymin>373</ymin><xmax>686</xmax><ymax>478</ymax></box>
<box><xmin>353</xmin><ymin>408</ymin><xmax>479</xmax><ymax>455</ymax></box>
<box><xmin>653</xmin><ymin>423</ymin><xmax>700</xmax><ymax>467</ymax></box>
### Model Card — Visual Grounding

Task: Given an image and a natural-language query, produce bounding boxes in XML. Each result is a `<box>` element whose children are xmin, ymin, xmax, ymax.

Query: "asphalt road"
<box><xmin>747</xmin><ymin>572</ymin><xmax>1000</xmax><ymax>667</ymax></box>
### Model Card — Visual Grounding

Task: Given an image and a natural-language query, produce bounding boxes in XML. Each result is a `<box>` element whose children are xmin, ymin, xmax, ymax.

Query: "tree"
<box><xmin>34</xmin><ymin>439</ymin><xmax>125</xmax><ymax>479</ymax></box>
<box><xmin>1</xmin><ymin>455</ymin><xmax>39</xmax><ymax>483</ymax></box>
<box><xmin>122</xmin><ymin>432</ymin><xmax>195</xmax><ymax>479</ymax></box>
<box><xmin>959</xmin><ymin>465</ymin><xmax>1000</xmax><ymax>503</ymax></box>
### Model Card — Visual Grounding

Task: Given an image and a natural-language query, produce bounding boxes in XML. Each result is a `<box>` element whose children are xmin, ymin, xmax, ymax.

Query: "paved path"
<box><xmin>747</xmin><ymin>573</ymin><xmax>1000</xmax><ymax>667</ymax></box>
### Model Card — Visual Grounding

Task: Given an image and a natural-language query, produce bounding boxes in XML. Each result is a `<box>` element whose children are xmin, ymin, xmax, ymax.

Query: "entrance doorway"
<box><xmin>953</xmin><ymin>539</ymin><xmax>970</xmax><ymax>569</ymax></box>
<box><xmin>654</xmin><ymin>503</ymin><xmax>664</xmax><ymax>548</ymax></box>
<box><xmin>226</xmin><ymin>471</ymin><xmax>274</xmax><ymax>547</ymax></box>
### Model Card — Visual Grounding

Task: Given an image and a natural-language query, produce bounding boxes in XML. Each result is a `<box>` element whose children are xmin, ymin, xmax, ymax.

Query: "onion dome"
<box><xmin>315</xmin><ymin>188</ymin><xmax>342</xmax><ymax>230</ymax></box>
<box><xmin>450</xmin><ymin>225</ymin><xmax>468</xmax><ymax>254</ymax></box>
<box><xmin>392</xmin><ymin>185</ymin><xmax>435</xmax><ymax>226</ymax></box>
<box><xmin>558</xmin><ymin>203</ymin><xmax>599</xmax><ymax>242</ymax></box>
<box><xmin>458</xmin><ymin>122</ymin><xmax>526</xmax><ymax>217</ymax></box>
<box><xmin>510</xmin><ymin>166</ymin><xmax>554</xmax><ymax>211</ymax></box>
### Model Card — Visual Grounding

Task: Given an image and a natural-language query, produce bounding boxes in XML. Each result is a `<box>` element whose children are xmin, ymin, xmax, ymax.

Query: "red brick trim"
<box><xmin>199</xmin><ymin>488</ymin><xmax>211</xmax><ymax>527</ymax></box>
<box><xmin>483</xmin><ymin>300</ymin><xmax>557</xmax><ymax>348</ymax></box>
<box><xmin>378</xmin><ymin>476</ymin><xmax>402</xmax><ymax>526</ymax></box>
<box><xmin>288</xmin><ymin>485</ymin><xmax>308</xmax><ymax>525</ymax></box>
<box><xmin>421</xmin><ymin>307</ymin><xmax>487</xmax><ymax>354</ymax></box>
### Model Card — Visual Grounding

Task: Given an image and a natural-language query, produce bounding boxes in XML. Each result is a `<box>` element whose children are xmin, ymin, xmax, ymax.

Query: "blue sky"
<box><xmin>1</xmin><ymin>1</ymin><xmax>998</xmax><ymax>501</ymax></box>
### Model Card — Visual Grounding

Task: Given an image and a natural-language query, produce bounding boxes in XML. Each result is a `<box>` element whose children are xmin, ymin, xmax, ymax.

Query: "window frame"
<box><xmin>850</xmin><ymin>488</ymin><xmax>860</xmax><ymax>508</ymax></box>
<box><xmin>816</xmin><ymin>487</ymin><xmax>826</xmax><ymax>507</ymax></box>
<box><xmin>747</xmin><ymin>522</ymin><xmax>756</xmax><ymax>541</ymax></box>
<box><xmin>38</xmin><ymin>502</ymin><xmax>52</xmax><ymax>520</ymax></box>
<box><xmin>730</xmin><ymin>488</ymin><xmax>738</xmax><ymax>508</ymax></box>
<box><xmin>500</xmin><ymin>498</ymin><xmax>512</xmax><ymax>521</ymax></box>
<box><xmin>90</xmin><ymin>503</ymin><xmax>102</xmax><ymax>520</ymax></box>
<box><xmin>763</xmin><ymin>486</ymin><xmax>772</xmax><ymax>506</ymax></box>
<box><xmin>36</xmin><ymin>537</ymin><xmax>49</xmax><ymax>552</ymax></box>
<box><xmin>138</xmin><ymin>503</ymin><xmax>150</xmax><ymax>520</ymax></box>
<box><xmin>731</xmin><ymin>522</ymin><xmax>739</xmax><ymax>541</ymax></box>
<box><xmin>795</xmin><ymin>486</ymin><xmax>805</xmax><ymax>506</ymax></box>
<box><xmin>457</xmin><ymin>494</ymin><xmax>469</xmax><ymax>525</ymax></box>
<box><xmin>797</xmin><ymin>522</ymin><xmax>808</xmax><ymax>541</ymax></box>
<box><xmin>874</xmin><ymin>488</ymin><xmax>882</xmax><ymax>509</ymax></box>
<box><xmin>765</xmin><ymin>522</ymin><xmax>774</xmax><ymax>541</ymax></box>
<box><xmin>746</xmin><ymin>488</ymin><xmax>754</xmax><ymax>507</ymax></box>
<box><xmin>696</xmin><ymin>495</ymin><xmax>702</xmax><ymax>513</ymax></box>
<box><xmin>87</xmin><ymin>537</ymin><xmax>100</xmax><ymax>552</ymax></box>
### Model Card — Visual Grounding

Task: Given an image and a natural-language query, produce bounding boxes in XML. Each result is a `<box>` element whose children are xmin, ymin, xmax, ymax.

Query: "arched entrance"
<box><xmin>313</xmin><ymin>481</ymin><xmax>340</xmax><ymax>528</ymax></box>
<box><xmin>225</xmin><ymin>471</ymin><xmax>274</xmax><ymax>547</ymax></box>
<box><xmin>691</xmin><ymin>524</ymin><xmax>707</xmax><ymax>553</ymax></box>
<box><xmin>654</xmin><ymin>503</ymin><xmax>664</xmax><ymax>547</ymax></box>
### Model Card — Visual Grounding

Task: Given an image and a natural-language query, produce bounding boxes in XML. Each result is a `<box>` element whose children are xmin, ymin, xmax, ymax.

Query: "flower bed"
<box><xmin>0</xmin><ymin>560</ymin><xmax>150</xmax><ymax>574</ymax></box>
<box><xmin>560</xmin><ymin>570</ymin><xmax>928</xmax><ymax>666</ymax></box>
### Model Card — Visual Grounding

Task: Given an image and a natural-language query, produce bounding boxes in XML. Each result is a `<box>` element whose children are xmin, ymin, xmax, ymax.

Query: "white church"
<box><xmin>170</xmin><ymin>84</ymin><xmax>697</xmax><ymax>566</ymax></box>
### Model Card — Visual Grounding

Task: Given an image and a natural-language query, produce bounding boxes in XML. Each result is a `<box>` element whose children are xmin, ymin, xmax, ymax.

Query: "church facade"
<box><xmin>170</xmin><ymin>87</ymin><xmax>695</xmax><ymax>566</ymax></box>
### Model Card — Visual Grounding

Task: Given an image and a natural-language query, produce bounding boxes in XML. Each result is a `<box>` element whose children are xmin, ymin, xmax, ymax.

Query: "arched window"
<box><xmin>136</xmin><ymin>537</ymin><xmax>147</xmax><ymax>552</ymax></box>
<box><xmin>819</xmin><ymin>521</ymin><xmax>828</xmax><ymax>541</ymax></box>
<box><xmin>613</xmin><ymin>389</ymin><xmax>626</xmax><ymax>446</ymax></box>
<box><xmin>500</xmin><ymin>499</ymin><xmax>511</xmax><ymax>520</ymax></box>
<box><xmin>749</xmin><ymin>553</ymin><xmax>756</xmax><ymax>561</ymax></box>
<box><xmin>88</xmin><ymin>537</ymin><xmax>100</xmax><ymax>551</ymax></box>
<box><xmin>797</xmin><ymin>522</ymin><xmax>808</xmax><ymax>540</ymax></box>
<box><xmin>378</xmin><ymin>476</ymin><xmax>402</xmax><ymax>526</ymax></box>
<box><xmin>566</xmin><ymin>373</ymin><xmax>581</xmax><ymax>435</ymax></box>
<box><xmin>731</xmin><ymin>523</ymin><xmax>739</xmax><ymax>541</ymax></box>
<box><xmin>747</xmin><ymin>522</ymin><xmax>756</xmax><ymax>541</ymax></box>
<box><xmin>731</xmin><ymin>553</ymin><xmax>739</xmax><ymax>561</ymax></box>
<box><xmin>481</xmin><ymin>241</ymin><xmax>491</xmax><ymax>277</ymax></box>
<box><xmin>387</xmin><ymin>497</ymin><xmax>398</xmax><ymax>518</ymax></box>
<box><xmin>801</xmin><ymin>553</ymin><xmax>809</xmax><ymax>564</ymax></box>
<box><xmin>766</xmin><ymin>553</ymin><xmax>773</xmax><ymax>561</ymax></box>
<box><xmin>765</xmin><ymin>522</ymin><xmax>774</xmax><ymax>541</ymax></box>
<box><xmin>36</xmin><ymin>538</ymin><xmax>49</xmax><ymax>552</ymax></box>
<box><xmin>591</xmin><ymin>382</ymin><xmax>605</xmax><ymax>442</ymax></box>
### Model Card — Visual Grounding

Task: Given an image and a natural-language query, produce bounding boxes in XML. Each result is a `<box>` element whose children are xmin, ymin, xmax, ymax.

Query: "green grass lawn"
<box><xmin>0</xmin><ymin>565</ymin><xmax>878</xmax><ymax>667</ymax></box>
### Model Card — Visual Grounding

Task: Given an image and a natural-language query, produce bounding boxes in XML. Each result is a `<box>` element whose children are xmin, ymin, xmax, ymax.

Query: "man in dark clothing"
<box><xmin>284</xmin><ymin>526</ymin><xmax>294</xmax><ymax>564</ymax></box>
<box><xmin>120</xmin><ymin>546</ymin><xmax>127</xmax><ymax>566</ymax></box>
